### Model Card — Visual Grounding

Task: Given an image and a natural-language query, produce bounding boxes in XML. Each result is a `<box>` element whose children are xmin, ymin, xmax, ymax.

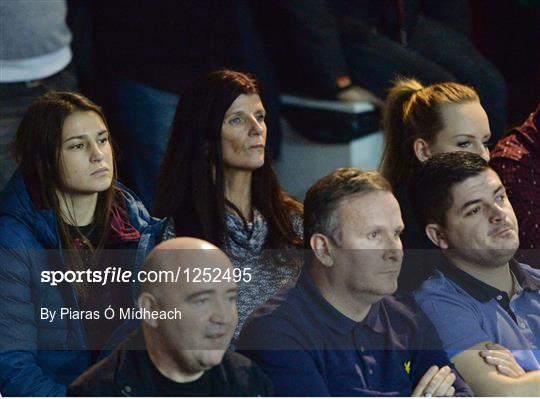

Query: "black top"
<box><xmin>68</xmin><ymin>224</ymin><xmax>99</xmax><ymax>248</ymax></box>
<box><xmin>67</xmin><ymin>225</ymin><xmax>134</xmax><ymax>359</ymax></box>
<box><xmin>394</xmin><ymin>182</ymin><xmax>442</xmax><ymax>291</ymax></box>
<box><xmin>148</xmin><ymin>354</ymin><xmax>214</xmax><ymax>397</ymax></box>
<box><xmin>68</xmin><ymin>329</ymin><xmax>273</xmax><ymax>396</ymax></box>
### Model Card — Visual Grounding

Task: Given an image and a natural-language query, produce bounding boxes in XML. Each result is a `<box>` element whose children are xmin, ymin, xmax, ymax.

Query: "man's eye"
<box><xmin>368</xmin><ymin>231</ymin><xmax>379</xmax><ymax>239</ymax></box>
<box><xmin>256</xmin><ymin>114</ymin><xmax>265</xmax><ymax>123</ymax></box>
<box><xmin>193</xmin><ymin>297</ymin><xmax>209</xmax><ymax>305</ymax></box>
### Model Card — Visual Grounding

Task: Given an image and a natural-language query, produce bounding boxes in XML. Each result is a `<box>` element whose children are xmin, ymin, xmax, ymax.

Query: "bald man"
<box><xmin>68</xmin><ymin>237</ymin><xmax>272</xmax><ymax>396</ymax></box>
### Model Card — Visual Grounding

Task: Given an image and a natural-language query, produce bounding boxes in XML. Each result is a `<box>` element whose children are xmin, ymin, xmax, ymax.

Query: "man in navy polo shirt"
<box><xmin>410</xmin><ymin>152</ymin><xmax>540</xmax><ymax>396</ymax></box>
<box><xmin>237</xmin><ymin>168</ymin><xmax>472</xmax><ymax>396</ymax></box>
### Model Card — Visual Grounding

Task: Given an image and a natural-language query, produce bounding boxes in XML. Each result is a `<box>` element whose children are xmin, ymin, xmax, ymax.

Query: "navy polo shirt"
<box><xmin>237</xmin><ymin>271</ymin><xmax>472</xmax><ymax>396</ymax></box>
<box><xmin>415</xmin><ymin>259</ymin><xmax>540</xmax><ymax>371</ymax></box>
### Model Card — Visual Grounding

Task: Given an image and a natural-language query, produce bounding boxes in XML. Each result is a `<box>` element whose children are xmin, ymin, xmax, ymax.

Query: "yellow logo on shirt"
<box><xmin>404</xmin><ymin>360</ymin><xmax>411</xmax><ymax>375</ymax></box>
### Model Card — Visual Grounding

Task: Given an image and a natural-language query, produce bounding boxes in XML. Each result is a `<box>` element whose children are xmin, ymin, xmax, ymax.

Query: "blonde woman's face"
<box><xmin>428</xmin><ymin>101</ymin><xmax>491</xmax><ymax>161</ymax></box>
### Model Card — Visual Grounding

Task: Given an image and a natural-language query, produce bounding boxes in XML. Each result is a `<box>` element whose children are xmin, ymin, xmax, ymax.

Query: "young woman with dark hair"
<box><xmin>379</xmin><ymin>79</ymin><xmax>492</xmax><ymax>290</ymax></box>
<box><xmin>0</xmin><ymin>92</ymin><xmax>163</xmax><ymax>396</ymax></box>
<box><xmin>155</xmin><ymin>70</ymin><xmax>303</xmax><ymax>336</ymax></box>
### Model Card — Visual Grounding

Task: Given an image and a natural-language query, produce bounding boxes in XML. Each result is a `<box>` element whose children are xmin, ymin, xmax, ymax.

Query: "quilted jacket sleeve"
<box><xmin>0</xmin><ymin>221</ymin><xmax>67</xmax><ymax>396</ymax></box>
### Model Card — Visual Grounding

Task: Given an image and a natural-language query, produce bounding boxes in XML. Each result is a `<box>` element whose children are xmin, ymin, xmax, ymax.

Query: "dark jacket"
<box><xmin>394</xmin><ymin>182</ymin><xmax>443</xmax><ymax>291</ymax></box>
<box><xmin>0</xmin><ymin>171</ymin><xmax>164</xmax><ymax>396</ymax></box>
<box><xmin>68</xmin><ymin>329</ymin><xmax>273</xmax><ymax>396</ymax></box>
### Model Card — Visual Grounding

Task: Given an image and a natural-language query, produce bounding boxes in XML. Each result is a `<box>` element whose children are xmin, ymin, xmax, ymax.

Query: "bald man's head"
<box><xmin>138</xmin><ymin>237</ymin><xmax>238</xmax><ymax>375</ymax></box>
<box><xmin>140</xmin><ymin>237</ymin><xmax>230</xmax><ymax>299</ymax></box>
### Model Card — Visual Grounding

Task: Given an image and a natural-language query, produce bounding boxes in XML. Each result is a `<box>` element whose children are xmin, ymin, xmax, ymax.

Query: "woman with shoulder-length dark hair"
<box><xmin>155</xmin><ymin>69</ymin><xmax>303</xmax><ymax>336</ymax></box>
<box><xmin>0</xmin><ymin>92</ymin><xmax>163</xmax><ymax>396</ymax></box>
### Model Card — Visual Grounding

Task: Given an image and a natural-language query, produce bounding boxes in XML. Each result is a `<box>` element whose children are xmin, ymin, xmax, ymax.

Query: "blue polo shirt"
<box><xmin>237</xmin><ymin>271</ymin><xmax>472</xmax><ymax>396</ymax></box>
<box><xmin>414</xmin><ymin>259</ymin><xmax>540</xmax><ymax>371</ymax></box>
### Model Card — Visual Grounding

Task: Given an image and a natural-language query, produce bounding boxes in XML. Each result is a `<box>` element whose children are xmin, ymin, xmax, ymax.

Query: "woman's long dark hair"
<box><xmin>155</xmin><ymin>69</ymin><xmax>302</xmax><ymax>249</ymax></box>
<box><xmin>14</xmin><ymin>92</ymin><xmax>117</xmax><ymax>295</ymax></box>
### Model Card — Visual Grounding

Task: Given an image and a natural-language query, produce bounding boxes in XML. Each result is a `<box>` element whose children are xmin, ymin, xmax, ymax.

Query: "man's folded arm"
<box><xmin>451</xmin><ymin>342</ymin><xmax>540</xmax><ymax>397</ymax></box>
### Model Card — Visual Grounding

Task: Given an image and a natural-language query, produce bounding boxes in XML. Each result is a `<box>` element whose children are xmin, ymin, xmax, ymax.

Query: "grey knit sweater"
<box><xmin>161</xmin><ymin>208</ymin><xmax>303</xmax><ymax>339</ymax></box>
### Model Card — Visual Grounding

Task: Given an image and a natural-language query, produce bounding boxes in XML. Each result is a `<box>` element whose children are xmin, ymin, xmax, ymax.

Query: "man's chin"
<box><xmin>197</xmin><ymin>349</ymin><xmax>226</xmax><ymax>369</ymax></box>
<box><xmin>477</xmin><ymin>247</ymin><xmax>517</xmax><ymax>267</ymax></box>
<box><xmin>495</xmin><ymin>247</ymin><xmax>518</xmax><ymax>260</ymax></box>
<box><xmin>366</xmin><ymin>283</ymin><xmax>398</xmax><ymax>299</ymax></box>
<box><xmin>490</xmin><ymin>237</ymin><xmax>519</xmax><ymax>255</ymax></box>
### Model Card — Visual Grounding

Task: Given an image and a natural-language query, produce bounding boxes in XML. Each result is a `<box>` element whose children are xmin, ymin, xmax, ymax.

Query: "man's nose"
<box><xmin>489</xmin><ymin>203</ymin><xmax>506</xmax><ymax>224</ymax></box>
<box><xmin>210</xmin><ymin>300</ymin><xmax>235</xmax><ymax>324</ymax></box>
<box><xmin>384</xmin><ymin>248</ymin><xmax>403</xmax><ymax>263</ymax></box>
<box><xmin>383</xmin><ymin>236</ymin><xmax>403</xmax><ymax>262</ymax></box>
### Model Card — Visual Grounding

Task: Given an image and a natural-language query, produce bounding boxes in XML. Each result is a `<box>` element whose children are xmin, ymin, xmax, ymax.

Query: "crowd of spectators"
<box><xmin>0</xmin><ymin>0</ymin><xmax>539</xmax><ymax>397</ymax></box>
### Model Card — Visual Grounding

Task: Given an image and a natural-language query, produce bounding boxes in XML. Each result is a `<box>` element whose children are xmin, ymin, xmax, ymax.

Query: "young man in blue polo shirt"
<box><xmin>237</xmin><ymin>168</ymin><xmax>472</xmax><ymax>396</ymax></box>
<box><xmin>410</xmin><ymin>152</ymin><xmax>540</xmax><ymax>396</ymax></box>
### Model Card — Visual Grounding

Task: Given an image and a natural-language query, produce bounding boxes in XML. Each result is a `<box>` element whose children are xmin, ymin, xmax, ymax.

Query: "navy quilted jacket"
<box><xmin>0</xmin><ymin>171</ymin><xmax>164</xmax><ymax>396</ymax></box>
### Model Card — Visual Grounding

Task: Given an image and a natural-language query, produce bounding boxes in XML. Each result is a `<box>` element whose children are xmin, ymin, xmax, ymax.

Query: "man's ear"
<box><xmin>413</xmin><ymin>138</ymin><xmax>432</xmax><ymax>162</ymax></box>
<box><xmin>310</xmin><ymin>233</ymin><xmax>335</xmax><ymax>267</ymax></box>
<box><xmin>425</xmin><ymin>224</ymin><xmax>449</xmax><ymax>249</ymax></box>
<box><xmin>138</xmin><ymin>292</ymin><xmax>159</xmax><ymax>328</ymax></box>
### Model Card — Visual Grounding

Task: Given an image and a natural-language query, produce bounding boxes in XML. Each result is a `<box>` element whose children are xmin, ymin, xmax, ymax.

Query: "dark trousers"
<box><xmin>0</xmin><ymin>65</ymin><xmax>79</xmax><ymax>190</ymax></box>
<box><xmin>344</xmin><ymin>16</ymin><xmax>507</xmax><ymax>140</ymax></box>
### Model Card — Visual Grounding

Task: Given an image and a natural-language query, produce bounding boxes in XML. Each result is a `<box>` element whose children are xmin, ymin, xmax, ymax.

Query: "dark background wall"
<box><xmin>471</xmin><ymin>0</ymin><xmax>539</xmax><ymax>126</ymax></box>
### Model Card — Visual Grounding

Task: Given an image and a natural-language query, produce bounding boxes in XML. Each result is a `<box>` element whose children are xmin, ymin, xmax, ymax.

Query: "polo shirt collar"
<box><xmin>297</xmin><ymin>271</ymin><xmax>386</xmax><ymax>334</ymax></box>
<box><xmin>511</xmin><ymin>259</ymin><xmax>540</xmax><ymax>291</ymax></box>
<box><xmin>363</xmin><ymin>300</ymin><xmax>386</xmax><ymax>334</ymax></box>
<box><xmin>438</xmin><ymin>257</ymin><xmax>540</xmax><ymax>303</ymax></box>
